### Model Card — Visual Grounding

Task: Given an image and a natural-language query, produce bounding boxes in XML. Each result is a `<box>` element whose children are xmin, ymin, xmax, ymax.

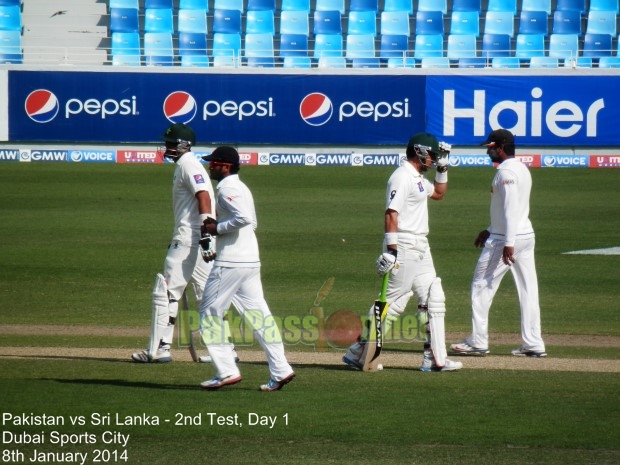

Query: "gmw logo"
<box><xmin>300</xmin><ymin>93</ymin><xmax>411</xmax><ymax>126</ymax></box>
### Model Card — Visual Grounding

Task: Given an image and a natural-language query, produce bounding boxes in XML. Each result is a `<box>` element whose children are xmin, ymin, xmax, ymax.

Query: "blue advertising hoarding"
<box><xmin>9</xmin><ymin>71</ymin><xmax>426</xmax><ymax>145</ymax></box>
<box><xmin>426</xmin><ymin>75</ymin><xmax>620</xmax><ymax>146</ymax></box>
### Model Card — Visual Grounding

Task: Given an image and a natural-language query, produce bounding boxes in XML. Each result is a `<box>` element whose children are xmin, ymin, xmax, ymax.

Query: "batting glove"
<box><xmin>199</xmin><ymin>233</ymin><xmax>217</xmax><ymax>263</ymax></box>
<box><xmin>375</xmin><ymin>250</ymin><xmax>399</xmax><ymax>276</ymax></box>
<box><xmin>436</xmin><ymin>141</ymin><xmax>451</xmax><ymax>173</ymax></box>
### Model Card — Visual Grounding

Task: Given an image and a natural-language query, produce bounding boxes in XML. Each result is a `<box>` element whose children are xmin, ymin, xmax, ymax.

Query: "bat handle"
<box><xmin>380</xmin><ymin>273</ymin><xmax>389</xmax><ymax>301</ymax></box>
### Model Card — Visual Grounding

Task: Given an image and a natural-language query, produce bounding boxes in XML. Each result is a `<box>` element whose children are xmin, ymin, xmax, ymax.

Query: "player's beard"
<box><xmin>487</xmin><ymin>148</ymin><xmax>502</xmax><ymax>163</ymax></box>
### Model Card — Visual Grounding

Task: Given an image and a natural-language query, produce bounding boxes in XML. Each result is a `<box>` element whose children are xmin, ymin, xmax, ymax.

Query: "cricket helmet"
<box><xmin>162</xmin><ymin>123</ymin><xmax>196</xmax><ymax>146</ymax></box>
<box><xmin>406</xmin><ymin>132</ymin><xmax>440</xmax><ymax>164</ymax></box>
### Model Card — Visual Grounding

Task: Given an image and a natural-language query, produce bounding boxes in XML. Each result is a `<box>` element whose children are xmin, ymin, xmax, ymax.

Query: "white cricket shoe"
<box><xmin>511</xmin><ymin>346</ymin><xmax>547</xmax><ymax>357</ymax></box>
<box><xmin>260</xmin><ymin>372</ymin><xmax>295</xmax><ymax>392</ymax></box>
<box><xmin>200</xmin><ymin>375</ymin><xmax>243</xmax><ymax>390</ymax></box>
<box><xmin>131</xmin><ymin>348</ymin><xmax>172</xmax><ymax>363</ymax></box>
<box><xmin>342</xmin><ymin>342</ymin><xmax>363</xmax><ymax>370</ymax></box>
<box><xmin>450</xmin><ymin>340</ymin><xmax>490</xmax><ymax>356</ymax></box>
<box><xmin>420</xmin><ymin>351</ymin><xmax>462</xmax><ymax>372</ymax></box>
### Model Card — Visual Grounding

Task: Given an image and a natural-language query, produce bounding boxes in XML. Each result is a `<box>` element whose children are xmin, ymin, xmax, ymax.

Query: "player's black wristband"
<box><xmin>387</xmin><ymin>248</ymin><xmax>398</xmax><ymax>258</ymax></box>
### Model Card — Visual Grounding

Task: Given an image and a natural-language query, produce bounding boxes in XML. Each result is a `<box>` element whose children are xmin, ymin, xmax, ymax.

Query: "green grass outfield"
<box><xmin>0</xmin><ymin>163</ymin><xmax>619</xmax><ymax>465</ymax></box>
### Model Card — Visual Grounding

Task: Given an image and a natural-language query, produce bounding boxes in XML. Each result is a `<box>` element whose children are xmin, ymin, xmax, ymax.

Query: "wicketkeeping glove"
<box><xmin>199</xmin><ymin>232</ymin><xmax>216</xmax><ymax>263</ymax></box>
<box><xmin>375</xmin><ymin>250</ymin><xmax>399</xmax><ymax>276</ymax></box>
<box><xmin>436</xmin><ymin>141</ymin><xmax>451</xmax><ymax>173</ymax></box>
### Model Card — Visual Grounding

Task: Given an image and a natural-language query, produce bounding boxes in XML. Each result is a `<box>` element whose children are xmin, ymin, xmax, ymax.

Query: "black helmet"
<box><xmin>406</xmin><ymin>132</ymin><xmax>439</xmax><ymax>164</ymax></box>
<box><xmin>162</xmin><ymin>123</ymin><xmax>196</xmax><ymax>146</ymax></box>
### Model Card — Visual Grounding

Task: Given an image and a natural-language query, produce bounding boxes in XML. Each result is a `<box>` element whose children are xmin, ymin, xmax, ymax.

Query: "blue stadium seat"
<box><xmin>380</xmin><ymin>11</ymin><xmax>410</xmax><ymax>36</ymax></box>
<box><xmin>279</xmin><ymin>33</ymin><xmax>309</xmax><ymax>56</ymax></box>
<box><xmin>145</xmin><ymin>8</ymin><xmax>174</xmax><ymax>33</ymax></box>
<box><xmin>281</xmin><ymin>0</ymin><xmax>310</xmax><ymax>11</ymax></box>
<box><xmin>280</xmin><ymin>10</ymin><xmax>309</xmax><ymax>35</ymax></box>
<box><xmin>416</xmin><ymin>0</ymin><xmax>443</xmax><ymax>15</ymax></box>
<box><xmin>315</xmin><ymin>0</ymin><xmax>345</xmax><ymax>14</ymax></box>
<box><xmin>181</xmin><ymin>55</ymin><xmax>210</xmax><ymax>66</ymax></box>
<box><xmin>529</xmin><ymin>56</ymin><xmax>559</xmax><ymax>67</ymax></box>
<box><xmin>110</xmin><ymin>0</ymin><xmax>139</xmax><ymax>8</ymax></box>
<box><xmin>214</xmin><ymin>0</ymin><xmax>244</xmax><ymax>12</ymax></box>
<box><xmin>244</xmin><ymin>32</ymin><xmax>274</xmax><ymax>58</ymax></box>
<box><xmin>492</xmin><ymin>56</ymin><xmax>520</xmax><ymax>67</ymax></box>
<box><xmin>521</xmin><ymin>0</ymin><xmax>551</xmax><ymax>15</ymax></box>
<box><xmin>212</xmin><ymin>55</ymin><xmax>238</xmax><ymax>66</ymax></box>
<box><xmin>213</xmin><ymin>9</ymin><xmax>242</xmax><ymax>34</ymax></box>
<box><xmin>598</xmin><ymin>56</ymin><xmax>620</xmax><ymax>67</ymax></box>
<box><xmin>317</xmin><ymin>56</ymin><xmax>346</xmax><ymax>67</ymax></box>
<box><xmin>0</xmin><ymin>0</ymin><xmax>22</xmax><ymax>4</ymax></box>
<box><xmin>314</xmin><ymin>10</ymin><xmax>342</xmax><ymax>35</ymax></box>
<box><xmin>552</xmin><ymin>9</ymin><xmax>582</xmax><ymax>35</ymax></box>
<box><xmin>111</xmin><ymin>31</ymin><xmax>140</xmax><ymax>56</ymax></box>
<box><xmin>485</xmin><ymin>10</ymin><xmax>514</xmax><ymax>37</ymax></box>
<box><xmin>248</xmin><ymin>0</ymin><xmax>276</xmax><ymax>10</ymax></box>
<box><xmin>180</xmin><ymin>0</ymin><xmax>209</xmax><ymax>9</ymax></box>
<box><xmin>145</xmin><ymin>0</ymin><xmax>172</xmax><ymax>8</ymax></box>
<box><xmin>246</xmin><ymin>10</ymin><xmax>275</xmax><ymax>34</ymax></box>
<box><xmin>0</xmin><ymin>29</ymin><xmax>21</xmax><ymax>57</ymax></box>
<box><xmin>519</xmin><ymin>10</ymin><xmax>548</xmax><ymax>35</ymax></box>
<box><xmin>515</xmin><ymin>33</ymin><xmax>545</xmax><ymax>58</ymax></box>
<box><xmin>452</xmin><ymin>0</ymin><xmax>481</xmax><ymax>12</ymax></box>
<box><xmin>450</xmin><ymin>10</ymin><xmax>480</xmax><ymax>36</ymax></box>
<box><xmin>246</xmin><ymin>56</ymin><xmax>275</xmax><ymax>66</ymax></box>
<box><xmin>582</xmin><ymin>33</ymin><xmax>613</xmax><ymax>57</ymax></box>
<box><xmin>447</xmin><ymin>33</ymin><xmax>477</xmax><ymax>58</ymax></box>
<box><xmin>348</xmin><ymin>10</ymin><xmax>377</xmax><ymax>35</ymax></box>
<box><xmin>386</xmin><ymin>56</ymin><xmax>416</xmax><ymax>67</ymax></box>
<box><xmin>556</xmin><ymin>0</ymin><xmax>585</xmax><ymax>13</ymax></box>
<box><xmin>143</xmin><ymin>32</ymin><xmax>174</xmax><ymax>66</ymax></box>
<box><xmin>212</xmin><ymin>32</ymin><xmax>242</xmax><ymax>58</ymax></box>
<box><xmin>350</xmin><ymin>57</ymin><xmax>381</xmax><ymax>67</ymax></box>
<box><xmin>313</xmin><ymin>33</ymin><xmax>343</xmax><ymax>57</ymax></box>
<box><xmin>350</xmin><ymin>0</ymin><xmax>378</xmax><ymax>12</ymax></box>
<box><xmin>420</xmin><ymin>56</ymin><xmax>450</xmax><ymax>68</ymax></box>
<box><xmin>482</xmin><ymin>33</ymin><xmax>511</xmax><ymax>57</ymax></box>
<box><xmin>345</xmin><ymin>33</ymin><xmax>376</xmax><ymax>58</ymax></box>
<box><xmin>413</xmin><ymin>34</ymin><xmax>444</xmax><ymax>58</ymax></box>
<box><xmin>112</xmin><ymin>54</ymin><xmax>141</xmax><ymax>66</ymax></box>
<box><xmin>565</xmin><ymin>56</ymin><xmax>592</xmax><ymax>67</ymax></box>
<box><xmin>415</xmin><ymin>10</ymin><xmax>444</xmax><ymax>36</ymax></box>
<box><xmin>178</xmin><ymin>32</ymin><xmax>207</xmax><ymax>54</ymax></box>
<box><xmin>487</xmin><ymin>0</ymin><xmax>516</xmax><ymax>14</ymax></box>
<box><xmin>0</xmin><ymin>5</ymin><xmax>21</xmax><ymax>31</ymax></box>
<box><xmin>586</xmin><ymin>10</ymin><xmax>617</xmax><ymax>36</ymax></box>
<box><xmin>283</xmin><ymin>56</ymin><xmax>312</xmax><ymax>67</ymax></box>
<box><xmin>379</xmin><ymin>34</ymin><xmax>408</xmax><ymax>58</ymax></box>
<box><xmin>548</xmin><ymin>33</ymin><xmax>579</xmax><ymax>58</ymax></box>
<box><xmin>178</xmin><ymin>9</ymin><xmax>208</xmax><ymax>33</ymax></box>
<box><xmin>589</xmin><ymin>0</ymin><xmax>619</xmax><ymax>13</ymax></box>
<box><xmin>458</xmin><ymin>57</ymin><xmax>487</xmax><ymax>67</ymax></box>
<box><xmin>110</xmin><ymin>8</ymin><xmax>139</xmax><ymax>33</ymax></box>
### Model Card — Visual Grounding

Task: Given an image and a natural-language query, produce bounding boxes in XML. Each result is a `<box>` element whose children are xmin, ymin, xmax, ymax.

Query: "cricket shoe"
<box><xmin>199</xmin><ymin>348</ymin><xmax>240</xmax><ymax>364</ymax></box>
<box><xmin>511</xmin><ymin>346</ymin><xmax>547</xmax><ymax>357</ymax></box>
<box><xmin>342</xmin><ymin>343</ymin><xmax>363</xmax><ymax>370</ymax></box>
<box><xmin>450</xmin><ymin>341</ymin><xmax>490</xmax><ymax>356</ymax></box>
<box><xmin>131</xmin><ymin>348</ymin><xmax>172</xmax><ymax>363</ymax></box>
<box><xmin>260</xmin><ymin>372</ymin><xmax>296</xmax><ymax>392</ymax></box>
<box><xmin>200</xmin><ymin>375</ymin><xmax>243</xmax><ymax>390</ymax></box>
<box><xmin>420</xmin><ymin>351</ymin><xmax>463</xmax><ymax>372</ymax></box>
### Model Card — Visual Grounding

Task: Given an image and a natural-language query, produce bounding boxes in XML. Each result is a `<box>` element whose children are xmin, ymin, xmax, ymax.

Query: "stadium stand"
<box><xmin>521</xmin><ymin>0</ymin><xmax>552</xmax><ymax>15</ymax></box>
<box><xmin>485</xmin><ymin>10</ymin><xmax>515</xmax><ymax>36</ymax></box>
<box><xmin>246</xmin><ymin>9</ymin><xmax>275</xmax><ymax>34</ymax></box>
<box><xmin>415</xmin><ymin>10</ymin><xmax>445</xmax><ymax>36</ymax></box>
<box><xmin>447</xmin><ymin>33</ymin><xmax>477</xmax><ymax>58</ymax></box>
<box><xmin>487</xmin><ymin>0</ymin><xmax>517</xmax><ymax>14</ymax></box>
<box><xmin>350</xmin><ymin>0</ymin><xmax>378</xmax><ymax>12</ymax></box>
<box><xmin>556</xmin><ymin>0</ymin><xmax>586</xmax><ymax>13</ymax></box>
<box><xmin>348</xmin><ymin>10</ymin><xmax>377</xmax><ymax>35</ymax></box>
<box><xmin>450</xmin><ymin>10</ymin><xmax>480</xmax><ymax>36</ymax></box>
<box><xmin>385</xmin><ymin>0</ymin><xmax>414</xmax><ymax>14</ymax></box>
<box><xmin>552</xmin><ymin>9</ymin><xmax>583</xmax><ymax>35</ymax></box>
<box><xmin>280</xmin><ymin>10</ymin><xmax>310</xmax><ymax>35</ymax></box>
<box><xmin>452</xmin><ymin>0</ymin><xmax>481</xmax><ymax>12</ymax></box>
<box><xmin>589</xmin><ymin>0</ymin><xmax>619</xmax><ymax>13</ymax></box>
<box><xmin>519</xmin><ymin>9</ymin><xmax>549</xmax><ymax>35</ymax></box>
<box><xmin>178</xmin><ymin>8</ymin><xmax>208</xmax><ymax>33</ymax></box>
<box><xmin>416</xmin><ymin>0</ymin><xmax>443</xmax><ymax>15</ymax></box>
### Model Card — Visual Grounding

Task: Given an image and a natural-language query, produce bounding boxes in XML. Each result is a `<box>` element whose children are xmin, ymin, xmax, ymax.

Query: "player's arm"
<box><xmin>196</xmin><ymin>190</ymin><xmax>217</xmax><ymax>262</ymax></box>
<box><xmin>500</xmin><ymin>171</ymin><xmax>518</xmax><ymax>265</ymax></box>
<box><xmin>376</xmin><ymin>209</ymin><xmax>399</xmax><ymax>275</ymax></box>
<box><xmin>431</xmin><ymin>141</ymin><xmax>450</xmax><ymax>200</ymax></box>
<box><xmin>208</xmin><ymin>186</ymin><xmax>254</xmax><ymax>236</ymax></box>
<box><xmin>196</xmin><ymin>190</ymin><xmax>214</xmax><ymax>219</ymax></box>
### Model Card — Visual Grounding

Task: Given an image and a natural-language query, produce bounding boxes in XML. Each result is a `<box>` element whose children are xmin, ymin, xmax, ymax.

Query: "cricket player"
<box><xmin>199</xmin><ymin>146</ymin><xmax>295</xmax><ymax>391</ymax></box>
<box><xmin>132</xmin><ymin>124</ymin><xmax>235</xmax><ymax>363</ymax></box>
<box><xmin>343</xmin><ymin>133</ymin><xmax>463</xmax><ymax>372</ymax></box>
<box><xmin>451</xmin><ymin>129</ymin><xmax>546</xmax><ymax>357</ymax></box>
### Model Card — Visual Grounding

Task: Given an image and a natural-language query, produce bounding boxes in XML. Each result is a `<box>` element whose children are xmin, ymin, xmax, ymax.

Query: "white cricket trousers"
<box><xmin>163</xmin><ymin>241</ymin><xmax>211</xmax><ymax>301</ymax></box>
<box><xmin>470</xmin><ymin>236</ymin><xmax>545</xmax><ymax>351</ymax></box>
<box><xmin>199</xmin><ymin>266</ymin><xmax>293</xmax><ymax>381</ymax></box>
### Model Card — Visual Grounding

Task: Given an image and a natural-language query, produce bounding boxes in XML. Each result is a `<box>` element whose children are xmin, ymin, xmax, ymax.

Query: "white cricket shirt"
<box><xmin>385</xmin><ymin>161</ymin><xmax>434</xmax><ymax>237</ymax></box>
<box><xmin>489</xmin><ymin>158</ymin><xmax>535</xmax><ymax>246</ymax></box>
<box><xmin>214</xmin><ymin>174</ymin><xmax>260</xmax><ymax>268</ymax></box>
<box><xmin>171</xmin><ymin>153</ymin><xmax>215</xmax><ymax>245</ymax></box>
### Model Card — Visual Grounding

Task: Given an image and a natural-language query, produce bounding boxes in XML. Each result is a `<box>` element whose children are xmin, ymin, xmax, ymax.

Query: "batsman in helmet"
<box><xmin>132</xmin><ymin>123</ymin><xmax>236</xmax><ymax>363</ymax></box>
<box><xmin>343</xmin><ymin>133</ymin><xmax>463</xmax><ymax>372</ymax></box>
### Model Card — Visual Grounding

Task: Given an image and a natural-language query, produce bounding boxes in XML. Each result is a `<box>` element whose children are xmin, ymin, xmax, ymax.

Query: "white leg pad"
<box><xmin>427</xmin><ymin>278</ymin><xmax>448</xmax><ymax>367</ymax></box>
<box><xmin>150</xmin><ymin>273</ymin><xmax>170</xmax><ymax>355</ymax></box>
<box><xmin>161</xmin><ymin>300</ymin><xmax>178</xmax><ymax>346</ymax></box>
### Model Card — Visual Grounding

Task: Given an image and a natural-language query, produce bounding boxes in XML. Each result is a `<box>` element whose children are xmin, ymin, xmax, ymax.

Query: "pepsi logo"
<box><xmin>163</xmin><ymin>91</ymin><xmax>197</xmax><ymax>124</ymax></box>
<box><xmin>300</xmin><ymin>93</ymin><xmax>333</xmax><ymax>127</ymax></box>
<box><xmin>25</xmin><ymin>89</ymin><xmax>59</xmax><ymax>123</ymax></box>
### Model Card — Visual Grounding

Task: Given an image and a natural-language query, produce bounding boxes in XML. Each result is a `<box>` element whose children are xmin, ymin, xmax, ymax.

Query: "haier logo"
<box><xmin>25</xmin><ymin>89</ymin><xmax>139</xmax><ymax>122</ymax></box>
<box><xmin>70</xmin><ymin>151</ymin><xmax>115</xmax><ymax>163</ymax></box>
<box><xmin>443</xmin><ymin>88</ymin><xmax>605</xmax><ymax>138</ymax></box>
<box><xmin>163</xmin><ymin>91</ymin><xmax>197</xmax><ymax>124</ymax></box>
<box><xmin>300</xmin><ymin>93</ymin><xmax>411</xmax><ymax>126</ymax></box>
<box><xmin>25</xmin><ymin>90</ymin><xmax>60</xmax><ymax>123</ymax></box>
<box><xmin>543</xmin><ymin>155</ymin><xmax>588</xmax><ymax>167</ymax></box>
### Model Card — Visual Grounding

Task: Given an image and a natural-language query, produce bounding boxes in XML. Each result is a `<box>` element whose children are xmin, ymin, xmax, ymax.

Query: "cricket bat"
<box><xmin>180</xmin><ymin>290</ymin><xmax>199</xmax><ymax>362</ymax></box>
<box><xmin>361</xmin><ymin>273</ymin><xmax>390</xmax><ymax>372</ymax></box>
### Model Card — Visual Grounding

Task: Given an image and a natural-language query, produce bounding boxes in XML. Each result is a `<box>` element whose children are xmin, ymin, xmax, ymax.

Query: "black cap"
<box><xmin>482</xmin><ymin>129</ymin><xmax>514</xmax><ymax>146</ymax></box>
<box><xmin>162</xmin><ymin>123</ymin><xmax>196</xmax><ymax>145</ymax></box>
<box><xmin>202</xmin><ymin>146</ymin><xmax>240</xmax><ymax>164</ymax></box>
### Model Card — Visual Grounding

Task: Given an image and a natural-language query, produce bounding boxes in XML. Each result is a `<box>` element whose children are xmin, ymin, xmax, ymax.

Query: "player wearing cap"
<box><xmin>451</xmin><ymin>129</ymin><xmax>546</xmax><ymax>357</ymax></box>
<box><xmin>199</xmin><ymin>146</ymin><xmax>295</xmax><ymax>391</ymax></box>
<box><xmin>132</xmin><ymin>124</ymin><xmax>236</xmax><ymax>363</ymax></box>
<box><xmin>343</xmin><ymin>133</ymin><xmax>463</xmax><ymax>372</ymax></box>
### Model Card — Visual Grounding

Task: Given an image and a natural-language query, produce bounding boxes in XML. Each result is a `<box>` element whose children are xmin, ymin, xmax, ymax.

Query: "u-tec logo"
<box><xmin>25</xmin><ymin>89</ymin><xmax>59</xmax><ymax>123</ymax></box>
<box><xmin>300</xmin><ymin>93</ymin><xmax>333</xmax><ymax>127</ymax></box>
<box><xmin>163</xmin><ymin>91</ymin><xmax>197</xmax><ymax>124</ymax></box>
